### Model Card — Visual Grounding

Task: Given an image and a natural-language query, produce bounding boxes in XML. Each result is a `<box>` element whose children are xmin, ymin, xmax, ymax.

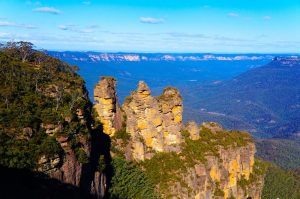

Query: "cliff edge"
<box><xmin>93</xmin><ymin>77</ymin><xmax>266</xmax><ymax>199</ymax></box>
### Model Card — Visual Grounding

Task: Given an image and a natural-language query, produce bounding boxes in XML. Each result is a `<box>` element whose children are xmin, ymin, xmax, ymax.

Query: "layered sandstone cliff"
<box><xmin>94</xmin><ymin>77</ymin><xmax>123</xmax><ymax>136</ymax></box>
<box><xmin>93</xmin><ymin>77</ymin><xmax>265</xmax><ymax>199</ymax></box>
<box><xmin>122</xmin><ymin>81</ymin><xmax>183</xmax><ymax>161</ymax></box>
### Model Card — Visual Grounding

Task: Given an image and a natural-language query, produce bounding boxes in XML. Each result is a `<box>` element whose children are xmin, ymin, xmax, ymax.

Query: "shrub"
<box><xmin>262</xmin><ymin>165</ymin><xmax>300</xmax><ymax>199</ymax></box>
<box><xmin>97</xmin><ymin>155</ymin><xmax>106</xmax><ymax>172</ymax></box>
<box><xmin>109</xmin><ymin>157</ymin><xmax>156</xmax><ymax>199</ymax></box>
<box><xmin>40</xmin><ymin>136</ymin><xmax>63</xmax><ymax>158</ymax></box>
<box><xmin>75</xmin><ymin>148</ymin><xmax>89</xmax><ymax>164</ymax></box>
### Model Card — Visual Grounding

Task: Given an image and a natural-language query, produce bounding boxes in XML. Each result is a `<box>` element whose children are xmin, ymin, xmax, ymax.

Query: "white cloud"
<box><xmin>228</xmin><ymin>12</ymin><xmax>239</xmax><ymax>17</ymax></box>
<box><xmin>79</xmin><ymin>29</ymin><xmax>94</xmax><ymax>33</ymax></box>
<box><xmin>0</xmin><ymin>20</ymin><xmax>37</xmax><ymax>29</ymax></box>
<box><xmin>0</xmin><ymin>32</ymin><xmax>12</xmax><ymax>39</ymax></box>
<box><xmin>0</xmin><ymin>21</ymin><xmax>14</xmax><ymax>26</ymax></box>
<box><xmin>263</xmin><ymin>16</ymin><xmax>271</xmax><ymax>20</ymax></box>
<box><xmin>58</xmin><ymin>24</ymin><xmax>97</xmax><ymax>33</ymax></box>
<box><xmin>58</xmin><ymin>25</ymin><xmax>69</xmax><ymax>30</ymax></box>
<box><xmin>140</xmin><ymin>17</ymin><xmax>164</xmax><ymax>24</ymax></box>
<box><xmin>33</xmin><ymin>7</ymin><xmax>63</xmax><ymax>15</ymax></box>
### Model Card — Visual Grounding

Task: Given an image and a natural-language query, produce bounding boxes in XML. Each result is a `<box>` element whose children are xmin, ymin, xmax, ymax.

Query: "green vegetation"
<box><xmin>0</xmin><ymin>41</ymin><xmax>91</xmax><ymax>169</ymax></box>
<box><xmin>142</xmin><ymin>152</ymin><xmax>185</xmax><ymax>191</ymax></box>
<box><xmin>182</xmin><ymin>127</ymin><xmax>252</xmax><ymax>166</ymax></box>
<box><xmin>40</xmin><ymin>136</ymin><xmax>63</xmax><ymax>159</ymax></box>
<box><xmin>200</xmin><ymin>127</ymin><xmax>252</xmax><ymax>148</ymax></box>
<box><xmin>109</xmin><ymin>157</ymin><xmax>156</xmax><ymax>199</ymax></box>
<box><xmin>75</xmin><ymin>148</ymin><xmax>89</xmax><ymax>164</ymax></box>
<box><xmin>262</xmin><ymin>165</ymin><xmax>300</xmax><ymax>199</ymax></box>
<box><xmin>256</xmin><ymin>137</ymin><xmax>300</xmax><ymax>170</ymax></box>
<box><xmin>141</xmin><ymin>127</ymin><xmax>254</xmax><ymax>195</ymax></box>
<box><xmin>113</xmin><ymin>128</ymin><xmax>131</xmax><ymax>144</ymax></box>
<box><xmin>237</xmin><ymin>159</ymin><xmax>268</xmax><ymax>191</ymax></box>
<box><xmin>97</xmin><ymin>155</ymin><xmax>106</xmax><ymax>172</ymax></box>
<box><xmin>180</xmin><ymin>129</ymin><xmax>190</xmax><ymax>139</ymax></box>
<box><xmin>0</xmin><ymin>131</ymin><xmax>39</xmax><ymax>169</ymax></box>
<box><xmin>214</xmin><ymin>182</ymin><xmax>225</xmax><ymax>197</ymax></box>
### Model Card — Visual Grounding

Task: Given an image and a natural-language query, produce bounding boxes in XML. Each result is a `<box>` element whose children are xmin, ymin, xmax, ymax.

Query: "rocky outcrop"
<box><xmin>185</xmin><ymin>121</ymin><xmax>200</xmax><ymax>140</ymax></box>
<box><xmin>92</xmin><ymin>77</ymin><xmax>265</xmax><ymax>198</ymax></box>
<box><xmin>158</xmin><ymin>87</ymin><xmax>183</xmax><ymax>147</ymax></box>
<box><xmin>201</xmin><ymin>122</ymin><xmax>223</xmax><ymax>134</ymax></box>
<box><xmin>36</xmin><ymin>87</ymin><xmax>108</xmax><ymax>198</ymax></box>
<box><xmin>123</xmin><ymin>81</ymin><xmax>183</xmax><ymax>161</ymax></box>
<box><xmin>179</xmin><ymin>143</ymin><xmax>260</xmax><ymax>199</ymax></box>
<box><xmin>137</xmin><ymin>121</ymin><xmax>265</xmax><ymax>199</ymax></box>
<box><xmin>94</xmin><ymin>77</ymin><xmax>123</xmax><ymax>136</ymax></box>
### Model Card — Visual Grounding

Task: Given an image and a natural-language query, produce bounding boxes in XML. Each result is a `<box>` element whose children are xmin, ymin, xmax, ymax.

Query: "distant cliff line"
<box><xmin>48</xmin><ymin>51</ymin><xmax>275</xmax><ymax>62</ymax></box>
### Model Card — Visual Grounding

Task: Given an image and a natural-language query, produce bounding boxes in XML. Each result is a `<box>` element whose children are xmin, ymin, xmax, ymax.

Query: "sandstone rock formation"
<box><xmin>185</xmin><ymin>121</ymin><xmax>200</xmax><ymax>140</ymax></box>
<box><xmin>201</xmin><ymin>122</ymin><xmax>224</xmax><ymax>134</ymax></box>
<box><xmin>92</xmin><ymin>77</ymin><xmax>265</xmax><ymax>198</ymax></box>
<box><xmin>94</xmin><ymin>77</ymin><xmax>123</xmax><ymax>136</ymax></box>
<box><xmin>123</xmin><ymin>81</ymin><xmax>183</xmax><ymax>161</ymax></box>
<box><xmin>175</xmin><ymin>143</ymin><xmax>261</xmax><ymax>199</ymax></box>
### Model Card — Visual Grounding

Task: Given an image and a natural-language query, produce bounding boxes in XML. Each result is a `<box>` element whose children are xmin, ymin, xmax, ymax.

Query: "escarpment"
<box><xmin>93</xmin><ymin>77</ymin><xmax>266</xmax><ymax>199</ymax></box>
<box><xmin>0</xmin><ymin>48</ymin><xmax>106</xmax><ymax>199</ymax></box>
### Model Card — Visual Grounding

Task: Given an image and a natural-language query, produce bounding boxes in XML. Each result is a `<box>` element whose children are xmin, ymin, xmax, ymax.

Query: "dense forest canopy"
<box><xmin>0</xmin><ymin>41</ymin><xmax>90</xmax><ymax>169</ymax></box>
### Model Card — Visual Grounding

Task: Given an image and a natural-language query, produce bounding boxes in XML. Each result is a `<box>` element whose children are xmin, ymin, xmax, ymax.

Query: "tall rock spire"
<box><xmin>94</xmin><ymin>76</ymin><xmax>122</xmax><ymax>136</ymax></box>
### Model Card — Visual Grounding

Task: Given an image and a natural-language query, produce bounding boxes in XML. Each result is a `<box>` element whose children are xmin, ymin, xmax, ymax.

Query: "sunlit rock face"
<box><xmin>193</xmin><ymin>145</ymin><xmax>260</xmax><ymax>199</ymax></box>
<box><xmin>158</xmin><ymin>87</ymin><xmax>183</xmax><ymax>149</ymax></box>
<box><xmin>185</xmin><ymin>121</ymin><xmax>200</xmax><ymax>140</ymax></box>
<box><xmin>94</xmin><ymin>77</ymin><xmax>123</xmax><ymax>136</ymax></box>
<box><xmin>163</xmin><ymin>122</ymin><xmax>262</xmax><ymax>199</ymax></box>
<box><xmin>92</xmin><ymin>77</ymin><xmax>264</xmax><ymax>198</ymax></box>
<box><xmin>122</xmin><ymin>81</ymin><xmax>183</xmax><ymax>161</ymax></box>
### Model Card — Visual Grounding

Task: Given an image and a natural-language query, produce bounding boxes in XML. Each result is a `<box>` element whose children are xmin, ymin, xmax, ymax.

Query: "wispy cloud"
<box><xmin>263</xmin><ymin>16</ymin><xmax>272</xmax><ymax>20</ymax></box>
<box><xmin>166</xmin><ymin>32</ymin><xmax>208</xmax><ymax>39</ymax></box>
<box><xmin>140</xmin><ymin>17</ymin><xmax>164</xmax><ymax>24</ymax></box>
<box><xmin>58</xmin><ymin>24</ymin><xmax>98</xmax><ymax>33</ymax></box>
<box><xmin>0</xmin><ymin>32</ymin><xmax>12</xmax><ymax>39</ymax></box>
<box><xmin>0</xmin><ymin>21</ymin><xmax>14</xmax><ymax>26</ymax></box>
<box><xmin>0</xmin><ymin>20</ymin><xmax>37</xmax><ymax>29</ymax></box>
<box><xmin>58</xmin><ymin>25</ymin><xmax>69</xmax><ymax>30</ymax></box>
<box><xmin>33</xmin><ymin>7</ymin><xmax>63</xmax><ymax>15</ymax></box>
<box><xmin>228</xmin><ymin>12</ymin><xmax>239</xmax><ymax>17</ymax></box>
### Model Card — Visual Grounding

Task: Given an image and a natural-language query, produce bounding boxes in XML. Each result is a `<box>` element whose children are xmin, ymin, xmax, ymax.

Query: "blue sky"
<box><xmin>0</xmin><ymin>0</ymin><xmax>300</xmax><ymax>53</ymax></box>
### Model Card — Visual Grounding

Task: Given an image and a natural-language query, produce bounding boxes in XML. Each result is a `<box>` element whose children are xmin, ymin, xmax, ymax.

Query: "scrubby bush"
<box><xmin>109</xmin><ymin>157</ymin><xmax>156</xmax><ymax>199</ymax></box>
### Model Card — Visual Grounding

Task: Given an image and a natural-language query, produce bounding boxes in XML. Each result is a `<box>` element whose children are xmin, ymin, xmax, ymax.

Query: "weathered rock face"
<box><xmin>185</xmin><ymin>121</ymin><xmax>200</xmax><ymax>140</ymax></box>
<box><xmin>92</xmin><ymin>77</ymin><xmax>265</xmax><ymax>198</ymax></box>
<box><xmin>189</xmin><ymin>143</ymin><xmax>259</xmax><ymax>199</ymax></box>
<box><xmin>123</xmin><ymin>81</ymin><xmax>183</xmax><ymax>161</ymax></box>
<box><xmin>37</xmin><ymin>133</ymin><xmax>106</xmax><ymax>198</ymax></box>
<box><xmin>94</xmin><ymin>77</ymin><xmax>123</xmax><ymax>136</ymax></box>
<box><xmin>37</xmin><ymin>84</ymin><xmax>107</xmax><ymax>198</ymax></box>
<box><xmin>201</xmin><ymin>122</ymin><xmax>224</xmax><ymax>134</ymax></box>
<box><xmin>158</xmin><ymin>87</ymin><xmax>183</xmax><ymax>148</ymax></box>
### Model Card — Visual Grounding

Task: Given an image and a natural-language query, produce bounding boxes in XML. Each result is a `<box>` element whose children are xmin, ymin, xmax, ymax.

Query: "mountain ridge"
<box><xmin>48</xmin><ymin>51</ymin><xmax>276</xmax><ymax>62</ymax></box>
<box><xmin>185</xmin><ymin>56</ymin><xmax>300</xmax><ymax>138</ymax></box>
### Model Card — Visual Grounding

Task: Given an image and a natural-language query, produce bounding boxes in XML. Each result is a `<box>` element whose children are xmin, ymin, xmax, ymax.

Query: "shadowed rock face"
<box><xmin>123</xmin><ymin>81</ymin><xmax>183</xmax><ymax>161</ymax></box>
<box><xmin>94</xmin><ymin>77</ymin><xmax>123</xmax><ymax>136</ymax></box>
